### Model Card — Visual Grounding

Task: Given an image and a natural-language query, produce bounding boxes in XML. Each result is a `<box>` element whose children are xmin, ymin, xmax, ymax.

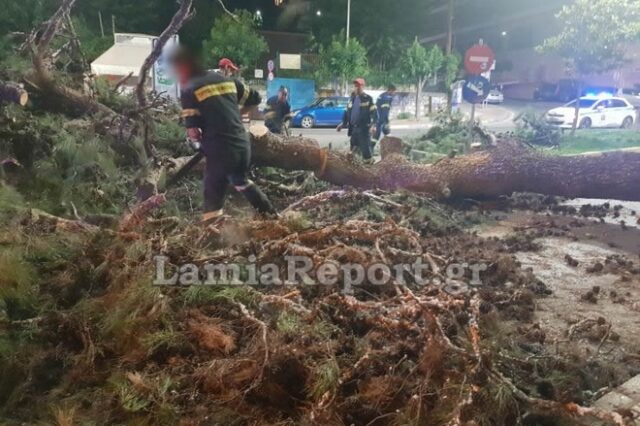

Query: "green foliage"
<box><xmin>309</xmin><ymin>358</ymin><xmax>340</xmax><ymax>400</ymax></box>
<box><xmin>72</xmin><ymin>17</ymin><xmax>111</xmax><ymax>63</ymax></box>
<box><xmin>513</xmin><ymin>110</ymin><xmax>561</xmax><ymax>147</ymax></box>
<box><xmin>409</xmin><ymin>111</ymin><xmax>471</xmax><ymax>162</ymax></box>
<box><xmin>111</xmin><ymin>375</ymin><xmax>151</xmax><ymax>413</ymax></box>
<box><xmin>442</xmin><ymin>53</ymin><xmax>461</xmax><ymax>89</ymax></box>
<box><xmin>0</xmin><ymin>248</ymin><xmax>37</xmax><ymax>320</ymax></box>
<box><xmin>0</xmin><ymin>105</ymin><xmax>132</xmax><ymax>216</ymax></box>
<box><xmin>142</xmin><ymin>328</ymin><xmax>188</xmax><ymax>355</ymax></box>
<box><xmin>553</xmin><ymin>130</ymin><xmax>640</xmax><ymax>155</ymax></box>
<box><xmin>25</xmin><ymin>127</ymin><xmax>127</xmax><ymax>215</ymax></box>
<box><xmin>154</xmin><ymin>116</ymin><xmax>192</xmax><ymax>157</ymax></box>
<box><xmin>400</xmin><ymin>40</ymin><xmax>445</xmax><ymax>118</ymax></box>
<box><xmin>317</xmin><ymin>33</ymin><xmax>369</xmax><ymax>93</ymax></box>
<box><xmin>366</xmin><ymin>68</ymin><xmax>402</xmax><ymax>90</ymax></box>
<box><xmin>181</xmin><ymin>285</ymin><xmax>258</xmax><ymax>308</ymax></box>
<box><xmin>539</xmin><ymin>0</ymin><xmax>640</xmax><ymax>76</ymax></box>
<box><xmin>0</xmin><ymin>186</ymin><xmax>25</xmax><ymax>224</ymax></box>
<box><xmin>91</xmin><ymin>77</ymin><xmax>137</xmax><ymax>112</ymax></box>
<box><xmin>367</xmin><ymin>35</ymin><xmax>407</xmax><ymax>74</ymax></box>
<box><xmin>0</xmin><ymin>106</ymin><xmax>58</xmax><ymax>168</ymax></box>
<box><xmin>401</xmin><ymin>40</ymin><xmax>444</xmax><ymax>87</ymax></box>
<box><xmin>203</xmin><ymin>10</ymin><xmax>268</xmax><ymax>72</ymax></box>
<box><xmin>0</xmin><ymin>0</ymin><xmax>53</xmax><ymax>34</ymax></box>
<box><xmin>276</xmin><ymin>311</ymin><xmax>302</xmax><ymax>336</ymax></box>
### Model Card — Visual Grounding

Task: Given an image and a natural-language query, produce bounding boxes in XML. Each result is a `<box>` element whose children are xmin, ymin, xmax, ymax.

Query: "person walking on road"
<box><xmin>171</xmin><ymin>48</ymin><xmax>277</xmax><ymax>224</ymax></box>
<box><xmin>337</xmin><ymin>78</ymin><xmax>378</xmax><ymax>164</ymax></box>
<box><xmin>374</xmin><ymin>84</ymin><xmax>396</xmax><ymax>140</ymax></box>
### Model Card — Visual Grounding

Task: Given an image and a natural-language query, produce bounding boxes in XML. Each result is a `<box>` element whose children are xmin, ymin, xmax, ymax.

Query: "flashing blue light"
<box><xmin>583</xmin><ymin>92</ymin><xmax>614</xmax><ymax>99</ymax></box>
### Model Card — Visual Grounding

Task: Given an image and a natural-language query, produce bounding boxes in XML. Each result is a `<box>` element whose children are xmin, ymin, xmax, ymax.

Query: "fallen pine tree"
<box><xmin>20</xmin><ymin>0</ymin><xmax>640</xmax><ymax>205</ymax></box>
<box><xmin>248</xmin><ymin>126</ymin><xmax>640</xmax><ymax>202</ymax></box>
<box><xmin>1</xmin><ymin>3</ymin><xmax>639</xmax><ymax>425</ymax></box>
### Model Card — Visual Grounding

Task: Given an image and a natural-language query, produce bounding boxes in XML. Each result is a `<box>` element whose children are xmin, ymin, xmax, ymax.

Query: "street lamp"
<box><xmin>501</xmin><ymin>31</ymin><xmax>507</xmax><ymax>36</ymax></box>
<box><xmin>346</xmin><ymin>0</ymin><xmax>351</xmax><ymax>45</ymax></box>
<box><xmin>316</xmin><ymin>9</ymin><xmax>322</xmax><ymax>17</ymax></box>
<box><xmin>256</xmin><ymin>9</ymin><xmax>262</xmax><ymax>17</ymax></box>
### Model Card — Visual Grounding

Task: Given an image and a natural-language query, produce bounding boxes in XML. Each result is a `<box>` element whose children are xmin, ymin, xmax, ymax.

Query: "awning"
<box><xmin>91</xmin><ymin>33</ymin><xmax>155</xmax><ymax>77</ymax></box>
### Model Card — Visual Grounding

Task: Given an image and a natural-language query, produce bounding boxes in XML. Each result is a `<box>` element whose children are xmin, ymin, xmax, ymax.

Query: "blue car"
<box><xmin>291</xmin><ymin>97</ymin><xmax>350</xmax><ymax>128</ymax></box>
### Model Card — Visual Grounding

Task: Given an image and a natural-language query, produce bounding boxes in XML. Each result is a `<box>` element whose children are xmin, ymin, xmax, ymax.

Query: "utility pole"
<box><xmin>98</xmin><ymin>11</ymin><xmax>105</xmax><ymax>38</ymax></box>
<box><xmin>446</xmin><ymin>0</ymin><xmax>454</xmax><ymax>54</ymax></box>
<box><xmin>346</xmin><ymin>0</ymin><xmax>351</xmax><ymax>45</ymax></box>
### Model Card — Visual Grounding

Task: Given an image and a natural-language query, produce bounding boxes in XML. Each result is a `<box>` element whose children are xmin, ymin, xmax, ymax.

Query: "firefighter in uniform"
<box><xmin>171</xmin><ymin>48</ymin><xmax>277</xmax><ymax>223</ymax></box>
<box><xmin>337</xmin><ymin>78</ymin><xmax>378</xmax><ymax>163</ymax></box>
<box><xmin>264</xmin><ymin>86</ymin><xmax>291</xmax><ymax>134</ymax></box>
<box><xmin>374</xmin><ymin>84</ymin><xmax>396</xmax><ymax>140</ymax></box>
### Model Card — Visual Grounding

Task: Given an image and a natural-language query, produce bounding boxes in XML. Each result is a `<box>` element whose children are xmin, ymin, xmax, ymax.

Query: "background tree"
<box><xmin>401</xmin><ymin>39</ymin><xmax>444</xmax><ymax>119</ymax></box>
<box><xmin>0</xmin><ymin>0</ymin><xmax>54</xmax><ymax>34</ymax></box>
<box><xmin>442</xmin><ymin>52</ymin><xmax>461</xmax><ymax>114</ymax></box>
<box><xmin>317</xmin><ymin>34</ymin><xmax>369</xmax><ymax>95</ymax></box>
<box><xmin>539</xmin><ymin>0</ymin><xmax>640</xmax><ymax>134</ymax></box>
<box><xmin>202</xmin><ymin>10</ymin><xmax>268</xmax><ymax>73</ymax></box>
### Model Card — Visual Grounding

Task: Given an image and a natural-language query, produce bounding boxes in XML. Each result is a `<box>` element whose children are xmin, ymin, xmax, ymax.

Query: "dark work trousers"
<box><xmin>202</xmin><ymin>142</ymin><xmax>276</xmax><ymax>215</ymax></box>
<box><xmin>349</xmin><ymin>126</ymin><xmax>373</xmax><ymax>160</ymax></box>
<box><xmin>374</xmin><ymin>121</ymin><xmax>390</xmax><ymax>140</ymax></box>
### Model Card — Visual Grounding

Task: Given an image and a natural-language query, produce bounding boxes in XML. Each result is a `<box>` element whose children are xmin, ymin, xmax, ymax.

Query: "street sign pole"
<box><xmin>468</xmin><ymin>103</ymin><xmax>476</xmax><ymax>153</ymax></box>
<box><xmin>463</xmin><ymin>41</ymin><xmax>495</xmax><ymax>146</ymax></box>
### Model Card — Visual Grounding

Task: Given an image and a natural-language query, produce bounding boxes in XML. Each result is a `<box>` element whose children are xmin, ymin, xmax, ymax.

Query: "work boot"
<box><xmin>240</xmin><ymin>184</ymin><xmax>278</xmax><ymax>216</ymax></box>
<box><xmin>200</xmin><ymin>209</ymin><xmax>229</xmax><ymax>227</ymax></box>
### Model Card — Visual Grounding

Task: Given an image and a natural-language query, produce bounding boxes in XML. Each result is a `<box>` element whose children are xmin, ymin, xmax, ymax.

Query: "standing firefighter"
<box><xmin>171</xmin><ymin>48</ymin><xmax>277</xmax><ymax>224</ymax></box>
<box><xmin>264</xmin><ymin>86</ymin><xmax>291</xmax><ymax>134</ymax></box>
<box><xmin>375</xmin><ymin>84</ymin><xmax>396</xmax><ymax>140</ymax></box>
<box><xmin>337</xmin><ymin>78</ymin><xmax>378</xmax><ymax>163</ymax></box>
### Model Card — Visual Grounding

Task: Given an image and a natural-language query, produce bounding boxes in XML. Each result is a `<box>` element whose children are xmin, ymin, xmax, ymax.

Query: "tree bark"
<box><xmin>248</xmin><ymin>126</ymin><xmax>640</xmax><ymax>202</ymax></box>
<box><xmin>414</xmin><ymin>78</ymin><xmax>423</xmax><ymax>120</ymax></box>
<box><xmin>0</xmin><ymin>82</ymin><xmax>28</xmax><ymax>106</ymax></box>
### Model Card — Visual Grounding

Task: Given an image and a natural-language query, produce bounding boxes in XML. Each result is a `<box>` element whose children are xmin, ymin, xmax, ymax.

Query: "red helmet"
<box><xmin>218</xmin><ymin>58</ymin><xmax>239</xmax><ymax>71</ymax></box>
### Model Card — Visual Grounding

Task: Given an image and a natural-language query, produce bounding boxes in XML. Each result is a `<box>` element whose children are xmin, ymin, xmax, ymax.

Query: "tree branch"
<box><xmin>135</xmin><ymin>0</ymin><xmax>195</xmax><ymax>160</ymax></box>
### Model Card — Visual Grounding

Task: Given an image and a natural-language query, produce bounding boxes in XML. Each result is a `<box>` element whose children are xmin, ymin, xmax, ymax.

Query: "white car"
<box><xmin>485</xmin><ymin>89</ymin><xmax>504</xmax><ymax>104</ymax></box>
<box><xmin>546</xmin><ymin>96</ymin><xmax>636</xmax><ymax>129</ymax></box>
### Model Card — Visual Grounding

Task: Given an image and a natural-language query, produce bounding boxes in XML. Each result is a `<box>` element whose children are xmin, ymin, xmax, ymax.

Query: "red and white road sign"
<box><xmin>464</xmin><ymin>44</ymin><xmax>495</xmax><ymax>75</ymax></box>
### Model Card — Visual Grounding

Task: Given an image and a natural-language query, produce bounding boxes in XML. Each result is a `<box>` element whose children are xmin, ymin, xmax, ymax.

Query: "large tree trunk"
<box><xmin>248</xmin><ymin>126</ymin><xmax>640</xmax><ymax>202</ymax></box>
